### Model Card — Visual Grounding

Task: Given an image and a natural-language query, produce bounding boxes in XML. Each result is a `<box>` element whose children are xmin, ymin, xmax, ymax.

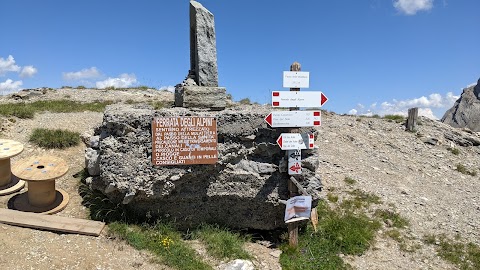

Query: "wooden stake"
<box><xmin>406</xmin><ymin>107</ymin><xmax>418</xmax><ymax>131</ymax></box>
<box><xmin>288</xmin><ymin>61</ymin><xmax>301</xmax><ymax>247</ymax></box>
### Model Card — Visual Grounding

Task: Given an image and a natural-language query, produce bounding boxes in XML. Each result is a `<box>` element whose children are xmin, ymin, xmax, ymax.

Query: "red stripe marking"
<box><xmin>310</xmin><ymin>144</ymin><xmax>314</xmax><ymax>148</ymax></box>
<box><xmin>272</xmin><ymin>101</ymin><xmax>280</xmax><ymax>106</ymax></box>
<box><xmin>313</xmin><ymin>111</ymin><xmax>320</xmax><ymax>116</ymax></box>
<box><xmin>272</xmin><ymin>92</ymin><xmax>280</xmax><ymax>96</ymax></box>
<box><xmin>314</xmin><ymin>121</ymin><xmax>320</xmax><ymax>126</ymax></box>
<box><xmin>310</xmin><ymin>134</ymin><xmax>314</xmax><ymax>139</ymax></box>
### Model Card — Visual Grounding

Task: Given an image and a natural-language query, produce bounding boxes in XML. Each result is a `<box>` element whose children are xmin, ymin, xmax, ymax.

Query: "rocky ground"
<box><xmin>0</xmin><ymin>88</ymin><xmax>479</xmax><ymax>269</ymax></box>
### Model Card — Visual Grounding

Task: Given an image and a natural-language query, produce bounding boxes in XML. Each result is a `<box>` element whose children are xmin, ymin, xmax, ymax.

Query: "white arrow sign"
<box><xmin>264</xmin><ymin>111</ymin><xmax>321</xmax><ymax>127</ymax></box>
<box><xmin>272</xmin><ymin>91</ymin><xmax>328</xmax><ymax>108</ymax></box>
<box><xmin>276</xmin><ymin>133</ymin><xmax>315</xmax><ymax>150</ymax></box>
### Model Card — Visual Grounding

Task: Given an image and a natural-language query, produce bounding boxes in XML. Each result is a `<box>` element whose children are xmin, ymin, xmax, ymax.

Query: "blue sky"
<box><xmin>1</xmin><ymin>0</ymin><xmax>479</xmax><ymax>119</ymax></box>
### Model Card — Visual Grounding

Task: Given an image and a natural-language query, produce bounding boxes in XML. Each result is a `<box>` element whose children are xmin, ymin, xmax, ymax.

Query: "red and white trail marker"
<box><xmin>264</xmin><ymin>111</ymin><xmax>321</xmax><ymax>128</ymax></box>
<box><xmin>271</xmin><ymin>91</ymin><xmax>328</xmax><ymax>108</ymax></box>
<box><xmin>276</xmin><ymin>133</ymin><xmax>315</xmax><ymax>150</ymax></box>
<box><xmin>287</xmin><ymin>149</ymin><xmax>302</xmax><ymax>175</ymax></box>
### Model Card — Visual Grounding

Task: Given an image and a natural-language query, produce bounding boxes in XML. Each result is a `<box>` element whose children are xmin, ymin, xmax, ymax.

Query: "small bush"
<box><xmin>374</xmin><ymin>209</ymin><xmax>409</xmax><ymax>228</ymax></box>
<box><xmin>327</xmin><ymin>193</ymin><xmax>339</xmax><ymax>203</ymax></box>
<box><xmin>29</xmin><ymin>128</ymin><xmax>80</xmax><ymax>149</ymax></box>
<box><xmin>76</xmin><ymin>85</ymin><xmax>86</xmax><ymax>89</ymax></box>
<box><xmin>238</xmin><ymin>98</ymin><xmax>251</xmax><ymax>105</ymax></box>
<box><xmin>448</xmin><ymin>147</ymin><xmax>460</xmax><ymax>155</ymax></box>
<box><xmin>384</xmin><ymin>115</ymin><xmax>405</xmax><ymax>123</ymax></box>
<box><xmin>341</xmin><ymin>189</ymin><xmax>382</xmax><ymax>210</ymax></box>
<box><xmin>455</xmin><ymin>164</ymin><xmax>477</xmax><ymax>176</ymax></box>
<box><xmin>344</xmin><ymin>177</ymin><xmax>356</xmax><ymax>185</ymax></box>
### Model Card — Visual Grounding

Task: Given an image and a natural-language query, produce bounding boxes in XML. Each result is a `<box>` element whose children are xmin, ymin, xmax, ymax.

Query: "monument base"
<box><xmin>175</xmin><ymin>86</ymin><xmax>226</xmax><ymax>111</ymax></box>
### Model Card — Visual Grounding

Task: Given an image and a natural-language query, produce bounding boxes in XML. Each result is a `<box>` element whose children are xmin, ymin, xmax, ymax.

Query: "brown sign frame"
<box><xmin>152</xmin><ymin>117</ymin><xmax>218</xmax><ymax>166</ymax></box>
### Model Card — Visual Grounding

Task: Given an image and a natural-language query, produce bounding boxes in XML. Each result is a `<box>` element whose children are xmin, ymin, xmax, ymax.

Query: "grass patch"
<box><xmin>29</xmin><ymin>128</ymin><xmax>80</xmax><ymax>149</ymax></box>
<box><xmin>280</xmin><ymin>201</ymin><xmax>381</xmax><ymax>269</ymax></box>
<box><xmin>455</xmin><ymin>164</ymin><xmax>477</xmax><ymax>176</ymax></box>
<box><xmin>384</xmin><ymin>114</ymin><xmax>405</xmax><ymax>123</ymax></box>
<box><xmin>0</xmin><ymin>100</ymin><xmax>112</xmax><ymax>119</ymax></box>
<box><xmin>192</xmin><ymin>224</ymin><xmax>251</xmax><ymax>260</ymax></box>
<box><xmin>423</xmin><ymin>234</ymin><xmax>480</xmax><ymax>270</ymax></box>
<box><xmin>447</xmin><ymin>147</ymin><xmax>460</xmax><ymax>155</ymax></box>
<box><xmin>344</xmin><ymin>177</ymin><xmax>356</xmax><ymax>185</ymax></box>
<box><xmin>374</xmin><ymin>209</ymin><xmax>409</xmax><ymax>228</ymax></box>
<box><xmin>238</xmin><ymin>98</ymin><xmax>251</xmax><ymax>105</ymax></box>
<box><xmin>341</xmin><ymin>189</ymin><xmax>382</xmax><ymax>210</ymax></box>
<box><xmin>109</xmin><ymin>222</ymin><xmax>212</xmax><ymax>270</ymax></box>
<box><xmin>327</xmin><ymin>193</ymin><xmax>339</xmax><ymax>203</ymax></box>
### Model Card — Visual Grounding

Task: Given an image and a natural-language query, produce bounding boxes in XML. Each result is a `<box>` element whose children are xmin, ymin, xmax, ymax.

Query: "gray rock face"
<box><xmin>181</xmin><ymin>86</ymin><xmax>226</xmax><ymax>110</ymax></box>
<box><xmin>441</xmin><ymin>79</ymin><xmax>480</xmax><ymax>131</ymax></box>
<box><xmin>90</xmin><ymin>104</ymin><xmax>322</xmax><ymax>230</ymax></box>
<box><xmin>85</xmin><ymin>148</ymin><xmax>100</xmax><ymax>176</ymax></box>
<box><xmin>190</xmin><ymin>0</ymin><xmax>218</xmax><ymax>87</ymax></box>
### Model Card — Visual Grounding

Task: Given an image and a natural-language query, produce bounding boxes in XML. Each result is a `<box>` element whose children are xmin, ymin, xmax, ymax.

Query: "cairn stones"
<box><xmin>175</xmin><ymin>0</ymin><xmax>226</xmax><ymax>110</ymax></box>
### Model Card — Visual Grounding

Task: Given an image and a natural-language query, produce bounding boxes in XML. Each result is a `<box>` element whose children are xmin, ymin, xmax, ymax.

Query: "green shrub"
<box><xmin>384</xmin><ymin>115</ymin><xmax>405</xmax><ymax>123</ymax></box>
<box><xmin>76</xmin><ymin>85</ymin><xmax>86</xmax><ymax>89</ymax></box>
<box><xmin>455</xmin><ymin>164</ymin><xmax>477</xmax><ymax>176</ymax></box>
<box><xmin>448</xmin><ymin>147</ymin><xmax>460</xmax><ymax>155</ymax></box>
<box><xmin>238</xmin><ymin>98</ymin><xmax>251</xmax><ymax>105</ymax></box>
<box><xmin>423</xmin><ymin>234</ymin><xmax>480</xmax><ymax>270</ymax></box>
<box><xmin>344</xmin><ymin>177</ymin><xmax>356</xmax><ymax>185</ymax></box>
<box><xmin>374</xmin><ymin>209</ymin><xmax>409</xmax><ymax>228</ymax></box>
<box><xmin>29</xmin><ymin>128</ymin><xmax>80</xmax><ymax>149</ymax></box>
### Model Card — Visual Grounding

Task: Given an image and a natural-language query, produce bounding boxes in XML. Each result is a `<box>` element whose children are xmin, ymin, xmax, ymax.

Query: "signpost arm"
<box><xmin>288</xmin><ymin>62</ymin><xmax>301</xmax><ymax>247</ymax></box>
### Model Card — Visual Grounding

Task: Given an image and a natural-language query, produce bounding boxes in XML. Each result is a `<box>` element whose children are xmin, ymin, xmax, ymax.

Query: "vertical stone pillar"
<box><xmin>189</xmin><ymin>0</ymin><xmax>218</xmax><ymax>87</ymax></box>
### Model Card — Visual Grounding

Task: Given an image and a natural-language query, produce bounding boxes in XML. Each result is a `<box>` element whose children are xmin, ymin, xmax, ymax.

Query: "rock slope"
<box><xmin>442</xmin><ymin>78</ymin><xmax>480</xmax><ymax>131</ymax></box>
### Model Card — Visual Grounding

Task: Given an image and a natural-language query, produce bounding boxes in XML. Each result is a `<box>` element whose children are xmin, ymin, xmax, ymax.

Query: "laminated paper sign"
<box><xmin>152</xmin><ymin>117</ymin><xmax>218</xmax><ymax>166</ymax></box>
<box><xmin>284</xmin><ymin>196</ymin><xmax>312</xmax><ymax>223</ymax></box>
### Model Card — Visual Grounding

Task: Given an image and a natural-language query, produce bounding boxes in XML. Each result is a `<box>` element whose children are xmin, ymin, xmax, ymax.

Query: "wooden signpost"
<box><xmin>152</xmin><ymin>116</ymin><xmax>218</xmax><ymax>166</ymax></box>
<box><xmin>268</xmin><ymin>62</ymin><xmax>328</xmax><ymax>247</ymax></box>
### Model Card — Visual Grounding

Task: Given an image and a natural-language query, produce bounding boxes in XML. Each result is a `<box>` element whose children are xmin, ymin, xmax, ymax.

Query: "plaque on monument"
<box><xmin>152</xmin><ymin>117</ymin><xmax>218</xmax><ymax>166</ymax></box>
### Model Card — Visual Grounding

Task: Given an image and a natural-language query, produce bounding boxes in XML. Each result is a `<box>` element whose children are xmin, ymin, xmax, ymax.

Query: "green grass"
<box><xmin>455</xmin><ymin>164</ymin><xmax>477</xmax><ymax>176</ymax></box>
<box><xmin>384</xmin><ymin>114</ymin><xmax>405</xmax><ymax>123</ymax></box>
<box><xmin>340</xmin><ymin>189</ymin><xmax>382</xmax><ymax>210</ymax></box>
<box><xmin>238</xmin><ymin>98</ymin><xmax>251</xmax><ymax>105</ymax></box>
<box><xmin>280</xmin><ymin>201</ymin><xmax>381</xmax><ymax>270</ymax></box>
<box><xmin>109</xmin><ymin>222</ymin><xmax>212</xmax><ymax>270</ymax></box>
<box><xmin>423</xmin><ymin>234</ymin><xmax>480</xmax><ymax>270</ymax></box>
<box><xmin>447</xmin><ymin>147</ymin><xmax>460</xmax><ymax>155</ymax></box>
<box><xmin>78</xmin><ymin>182</ymin><xmax>129</xmax><ymax>222</ymax></box>
<box><xmin>344</xmin><ymin>177</ymin><xmax>356</xmax><ymax>185</ymax></box>
<box><xmin>0</xmin><ymin>100</ymin><xmax>112</xmax><ymax>119</ymax></box>
<box><xmin>29</xmin><ymin>128</ymin><xmax>80</xmax><ymax>149</ymax></box>
<box><xmin>192</xmin><ymin>224</ymin><xmax>251</xmax><ymax>260</ymax></box>
<box><xmin>374</xmin><ymin>209</ymin><xmax>409</xmax><ymax>228</ymax></box>
<box><xmin>327</xmin><ymin>193</ymin><xmax>339</xmax><ymax>203</ymax></box>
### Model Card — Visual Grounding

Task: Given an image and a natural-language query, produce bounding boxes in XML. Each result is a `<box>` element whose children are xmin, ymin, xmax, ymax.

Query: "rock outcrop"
<box><xmin>86</xmin><ymin>104</ymin><xmax>322</xmax><ymax>230</ymax></box>
<box><xmin>441</xmin><ymin>79</ymin><xmax>480</xmax><ymax>131</ymax></box>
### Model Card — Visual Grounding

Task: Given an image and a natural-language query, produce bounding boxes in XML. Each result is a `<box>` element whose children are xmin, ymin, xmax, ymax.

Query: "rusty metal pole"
<box><xmin>288</xmin><ymin>61</ymin><xmax>301</xmax><ymax>247</ymax></box>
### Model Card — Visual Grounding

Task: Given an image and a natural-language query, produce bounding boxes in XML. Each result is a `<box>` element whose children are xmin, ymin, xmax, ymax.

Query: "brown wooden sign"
<box><xmin>152</xmin><ymin>117</ymin><xmax>218</xmax><ymax>166</ymax></box>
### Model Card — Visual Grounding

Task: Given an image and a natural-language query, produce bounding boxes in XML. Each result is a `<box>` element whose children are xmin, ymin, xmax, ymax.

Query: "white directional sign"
<box><xmin>287</xmin><ymin>149</ymin><xmax>302</xmax><ymax>175</ymax></box>
<box><xmin>276</xmin><ymin>133</ymin><xmax>315</xmax><ymax>150</ymax></box>
<box><xmin>264</xmin><ymin>111</ymin><xmax>321</xmax><ymax>127</ymax></box>
<box><xmin>283</xmin><ymin>71</ymin><xmax>309</xmax><ymax>88</ymax></box>
<box><xmin>272</xmin><ymin>91</ymin><xmax>328</xmax><ymax>108</ymax></box>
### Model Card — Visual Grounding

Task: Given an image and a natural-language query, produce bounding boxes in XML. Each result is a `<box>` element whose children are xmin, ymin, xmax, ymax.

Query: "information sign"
<box><xmin>283</xmin><ymin>71</ymin><xmax>310</xmax><ymax>88</ymax></box>
<box><xmin>287</xmin><ymin>150</ymin><xmax>302</xmax><ymax>175</ymax></box>
<box><xmin>264</xmin><ymin>111</ymin><xmax>321</xmax><ymax>127</ymax></box>
<box><xmin>152</xmin><ymin>117</ymin><xmax>218</xmax><ymax>166</ymax></box>
<box><xmin>271</xmin><ymin>91</ymin><xmax>328</xmax><ymax>108</ymax></box>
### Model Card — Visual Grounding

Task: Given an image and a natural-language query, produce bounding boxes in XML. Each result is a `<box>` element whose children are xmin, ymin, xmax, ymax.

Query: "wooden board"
<box><xmin>12</xmin><ymin>155</ymin><xmax>69</xmax><ymax>181</ymax></box>
<box><xmin>0</xmin><ymin>139</ymin><xmax>24</xmax><ymax>160</ymax></box>
<box><xmin>0</xmin><ymin>209</ymin><xmax>105</xmax><ymax>236</ymax></box>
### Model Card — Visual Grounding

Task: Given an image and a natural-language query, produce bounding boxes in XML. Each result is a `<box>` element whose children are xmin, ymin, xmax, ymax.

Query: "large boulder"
<box><xmin>441</xmin><ymin>79</ymin><xmax>480</xmax><ymax>131</ymax></box>
<box><xmin>90</xmin><ymin>104</ymin><xmax>322</xmax><ymax>230</ymax></box>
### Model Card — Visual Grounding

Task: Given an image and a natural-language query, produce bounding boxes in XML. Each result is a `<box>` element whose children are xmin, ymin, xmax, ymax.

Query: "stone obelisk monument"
<box><xmin>175</xmin><ymin>0</ymin><xmax>226</xmax><ymax>110</ymax></box>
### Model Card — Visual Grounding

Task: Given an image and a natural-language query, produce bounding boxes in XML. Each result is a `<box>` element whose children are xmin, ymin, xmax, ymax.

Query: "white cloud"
<box><xmin>63</xmin><ymin>67</ymin><xmax>101</xmax><ymax>80</ymax></box>
<box><xmin>19</xmin><ymin>65</ymin><xmax>38</xmax><ymax>78</ymax></box>
<box><xmin>394</xmin><ymin>0</ymin><xmax>434</xmax><ymax>15</ymax></box>
<box><xmin>0</xmin><ymin>55</ymin><xmax>21</xmax><ymax>76</ymax></box>
<box><xmin>96</xmin><ymin>73</ymin><xmax>137</xmax><ymax>89</ymax></box>
<box><xmin>159</xmin><ymin>85</ymin><xmax>175</xmax><ymax>92</ymax></box>
<box><xmin>348</xmin><ymin>109</ymin><xmax>358</xmax><ymax>115</ymax></box>
<box><xmin>0</xmin><ymin>79</ymin><xmax>23</xmax><ymax>95</ymax></box>
<box><xmin>352</xmin><ymin>92</ymin><xmax>460</xmax><ymax>120</ymax></box>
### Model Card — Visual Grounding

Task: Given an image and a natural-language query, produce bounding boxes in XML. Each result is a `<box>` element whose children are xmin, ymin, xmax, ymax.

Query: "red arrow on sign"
<box><xmin>276</xmin><ymin>135</ymin><xmax>283</xmax><ymax>148</ymax></box>
<box><xmin>264</xmin><ymin>113</ymin><xmax>272</xmax><ymax>126</ymax></box>
<box><xmin>290</xmin><ymin>163</ymin><xmax>301</xmax><ymax>173</ymax></box>
<box><xmin>321</xmin><ymin>92</ymin><xmax>328</xmax><ymax>106</ymax></box>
